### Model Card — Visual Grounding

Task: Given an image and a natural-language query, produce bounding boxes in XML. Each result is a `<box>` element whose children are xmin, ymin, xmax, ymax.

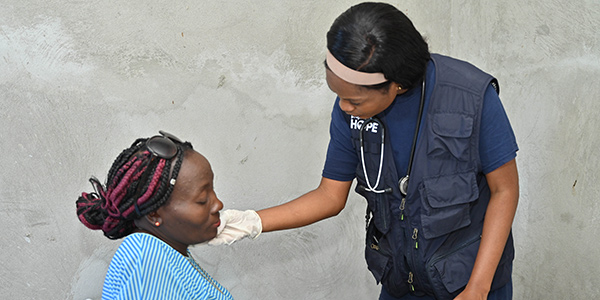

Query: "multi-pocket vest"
<box><xmin>349</xmin><ymin>54</ymin><xmax>514</xmax><ymax>299</ymax></box>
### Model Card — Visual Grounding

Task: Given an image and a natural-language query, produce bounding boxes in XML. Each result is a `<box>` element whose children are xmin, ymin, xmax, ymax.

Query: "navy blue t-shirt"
<box><xmin>322</xmin><ymin>60</ymin><xmax>518</xmax><ymax>181</ymax></box>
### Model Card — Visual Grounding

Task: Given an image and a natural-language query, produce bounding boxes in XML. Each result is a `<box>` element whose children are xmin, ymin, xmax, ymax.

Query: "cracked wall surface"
<box><xmin>1</xmin><ymin>1</ymin><xmax>599</xmax><ymax>299</ymax></box>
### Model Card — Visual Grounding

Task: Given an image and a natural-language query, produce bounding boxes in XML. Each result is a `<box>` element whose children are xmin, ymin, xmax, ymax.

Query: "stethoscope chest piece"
<box><xmin>399</xmin><ymin>176</ymin><xmax>409</xmax><ymax>196</ymax></box>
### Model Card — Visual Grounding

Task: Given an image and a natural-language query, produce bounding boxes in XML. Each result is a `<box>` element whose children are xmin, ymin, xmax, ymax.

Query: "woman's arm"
<box><xmin>455</xmin><ymin>159</ymin><xmax>519</xmax><ymax>300</ymax></box>
<box><xmin>208</xmin><ymin>177</ymin><xmax>352</xmax><ymax>245</ymax></box>
<box><xmin>258</xmin><ymin>177</ymin><xmax>353</xmax><ymax>232</ymax></box>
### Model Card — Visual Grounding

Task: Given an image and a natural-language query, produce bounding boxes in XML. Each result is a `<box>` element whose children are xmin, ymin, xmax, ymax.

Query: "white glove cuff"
<box><xmin>246</xmin><ymin>210</ymin><xmax>263</xmax><ymax>239</ymax></box>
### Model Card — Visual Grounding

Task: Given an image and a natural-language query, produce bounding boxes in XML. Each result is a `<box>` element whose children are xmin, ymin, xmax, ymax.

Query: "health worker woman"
<box><xmin>212</xmin><ymin>3</ymin><xmax>519</xmax><ymax>300</ymax></box>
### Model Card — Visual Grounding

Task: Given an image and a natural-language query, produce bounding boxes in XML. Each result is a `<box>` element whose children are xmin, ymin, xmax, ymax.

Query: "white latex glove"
<box><xmin>208</xmin><ymin>209</ymin><xmax>262</xmax><ymax>246</ymax></box>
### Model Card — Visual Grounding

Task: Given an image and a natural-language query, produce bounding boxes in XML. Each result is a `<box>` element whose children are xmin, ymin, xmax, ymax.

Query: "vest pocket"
<box><xmin>420</xmin><ymin>172</ymin><xmax>479</xmax><ymax>239</ymax></box>
<box><xmin>355</xmin><ymin>179</ymin><xmax>391</xmax><ymax>235</ymax></box>
<box><xmin>428</xmin><ymin>113</ymin><xmax>473</xmax><ymax>161</ymax></box>
<box><xmin>364</xmin><ymin>220</ymin><xmax>409</xmax><ymax>297</ymax></box>
<box><xmin>429</xmin><ymin>235</ymin><xmax>481</xmax><ymax>295</ymax></box>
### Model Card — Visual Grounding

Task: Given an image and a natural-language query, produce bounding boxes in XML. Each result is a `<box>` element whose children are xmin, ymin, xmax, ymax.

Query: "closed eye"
<box><xmin>343</xmin><ymin>98</ymin><xmax>361</xmax><ymax>106</ymax></box>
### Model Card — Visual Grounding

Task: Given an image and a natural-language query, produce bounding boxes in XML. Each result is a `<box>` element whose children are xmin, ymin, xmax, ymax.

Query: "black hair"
<box><xmin>326</xmin><ymin>2</ymin><xmax>430</xmax><ymax>90</ymax></box>
<box><xmin>76</xmin><ymin>137</ymin><xmax>193</xmax><ymax>239</ymax></box>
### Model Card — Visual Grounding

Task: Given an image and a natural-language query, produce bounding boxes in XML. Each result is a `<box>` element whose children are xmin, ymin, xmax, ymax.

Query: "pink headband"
<box><xmin>326</xmin><ymin>49</ymin><xmax>387</xmax><ymax>85</ymax></box>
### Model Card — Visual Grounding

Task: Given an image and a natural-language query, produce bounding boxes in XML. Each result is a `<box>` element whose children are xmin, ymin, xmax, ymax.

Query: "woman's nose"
<box><xmin>212</xmin><ymin>196</ymin><xmax>224</xmax><ymax>213</ymax></box>
<box><xmin>339</xmin><ymin>99</ymin><xmax>354</xmax><ymax>113</ymax></box>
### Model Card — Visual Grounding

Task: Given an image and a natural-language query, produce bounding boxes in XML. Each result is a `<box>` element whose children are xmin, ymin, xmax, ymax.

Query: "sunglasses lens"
<box><xmin>159</xmin><ymin>130</ymin><xmax>183</xmax><ymax>144</ymax></box>
<box><xmin>146</xmin><ymin>137</ymin><xmax>177</xmax><ymax>159</ymax></box>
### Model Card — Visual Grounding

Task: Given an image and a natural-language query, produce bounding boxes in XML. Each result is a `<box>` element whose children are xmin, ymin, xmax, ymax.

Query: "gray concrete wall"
<box><xmin>1</xmin><ymin>1</ymin><xmax>598</xmax><ymax>299</ymax></box>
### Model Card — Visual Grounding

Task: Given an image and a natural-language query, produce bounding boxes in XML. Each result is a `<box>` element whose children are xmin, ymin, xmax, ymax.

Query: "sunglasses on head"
<box><xmin>131</xmin><ymin>130</ymin><xmax>185</xmax><ymax>217</ymax></box>
<box><xmin>145</xmin><ymin>130</ymin><xmax>184</xmax><ymax>159</ymax></box>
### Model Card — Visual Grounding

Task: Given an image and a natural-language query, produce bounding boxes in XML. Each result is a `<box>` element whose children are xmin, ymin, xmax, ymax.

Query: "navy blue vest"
<box><xmin>350</xmin><ymin>54</ymin><xmax>514</xmax><ymax>299</ymax></box>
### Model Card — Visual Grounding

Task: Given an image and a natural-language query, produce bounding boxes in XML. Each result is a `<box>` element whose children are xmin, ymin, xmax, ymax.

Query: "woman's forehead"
<box><xmin>326</xmin><ymin>69</ymin><xmax>369</xmax><ymax>99</ymax></box>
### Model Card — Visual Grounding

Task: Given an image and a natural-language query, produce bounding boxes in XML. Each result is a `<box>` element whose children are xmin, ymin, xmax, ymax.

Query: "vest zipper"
<box><xmin>408</xmin><ymin>271</ymin><xmax>415</xmax><ymax>292</ymax></box>
<box><xmin>412</xmin><ymin>228</ymin><xmax>419</xmax><ymax>249</ymax></box>
<box><xmin>401</xmin><ymin>204</ymin><xmax>424</xmax><ymax>293</ymax></box>
<box><xmin>399</xmin><ymin>197</ymin><xmax>406</xmax><ymax>221</ymax></box>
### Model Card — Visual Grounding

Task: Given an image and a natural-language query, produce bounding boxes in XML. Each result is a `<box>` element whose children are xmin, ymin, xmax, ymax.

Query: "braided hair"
<box><xmin>76</xmin><ymin>136</ymin><xmax>193</xmax><ymax>239</ymax></box>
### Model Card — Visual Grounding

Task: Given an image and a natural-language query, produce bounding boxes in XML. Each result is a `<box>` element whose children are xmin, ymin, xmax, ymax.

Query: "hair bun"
<box><xmin>76</xmin><ymin>192</ymin><xmax>107</xmax><ymax>230</ymax></box>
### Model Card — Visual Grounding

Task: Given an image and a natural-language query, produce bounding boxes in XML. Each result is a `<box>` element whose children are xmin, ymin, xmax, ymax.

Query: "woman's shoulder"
<box><xmin>109</xmin><ymin>233</ymin><xmax>189</xmax><ymax>281</ymax></box>
<box><xmin>119</xmin><ymin>232</ymin><xmax>160</xmax><ymax>250</ymax></box>
<box><xmin>116</xmin><ymin>233</ymin><xmax>181</xmax><ymax>262</ymax></box>
<box><xmin>104</xmin><ymin>236</ymin><xmax>198</xmax><ymax>298</ymax></box>
<box><xmin>122</xmin><ymin>232</ymin><xmax>160</xmax><ymax>244</ymax></box>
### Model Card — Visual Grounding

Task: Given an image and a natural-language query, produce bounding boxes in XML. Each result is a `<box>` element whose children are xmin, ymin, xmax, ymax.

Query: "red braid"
<box><xmin>121</xmin><ymin>159</ymin><xmax>167</xmax><ymax>217</ymax></box>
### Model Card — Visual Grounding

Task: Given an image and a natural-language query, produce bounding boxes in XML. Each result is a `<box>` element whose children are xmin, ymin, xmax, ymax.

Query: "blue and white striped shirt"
<box><xmin>102</xmin><ymin>233</ymin><xmax>233</xmax><ymax>300</ymax></box>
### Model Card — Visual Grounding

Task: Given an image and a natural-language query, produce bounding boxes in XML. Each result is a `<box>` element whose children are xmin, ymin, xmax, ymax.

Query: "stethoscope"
<box><xmin>359</xmin><ymin>78</ymin><xmax>426</xmax><ymax>196</ymax></box>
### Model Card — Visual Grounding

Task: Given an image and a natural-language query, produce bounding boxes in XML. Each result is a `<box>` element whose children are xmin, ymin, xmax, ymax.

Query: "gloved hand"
<box><xmin>208</xmin><ymin>209</ymin><xmax>262</xmax><ymax>246</ymax></box>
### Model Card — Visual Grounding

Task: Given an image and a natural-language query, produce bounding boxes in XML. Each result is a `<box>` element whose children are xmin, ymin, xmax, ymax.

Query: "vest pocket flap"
<box><xmin>364</xmin><ymin>222</ymin><xmax>391</xmax><ymax>283</ymax></box>
<box><xmin>365</xmin><ymin>245</ymin><xmax>389</xmax><ymax>283</ymax></box>
<box><xmin>420</xmin><ymin>172</ymin><xmax>479</xmax><ymax>239</ymax></box>
<box><xmin>422</xmin><ymin>172</ymin><xmax>478</xmax><ymax>208</ymax></box>
<box><xmin>364</xmin><ymin>221</ymin><xmax>410</xmax><ymax>296</ymax></box>
<box><xmin>431</xmin><ymin>236</ymin><xmax>481</xmax><ymax>294</ymax></box>
<box><xmin>432</xmin><ymin>113</ymin><xmax>473</xmax><ymax>138</ymax></box>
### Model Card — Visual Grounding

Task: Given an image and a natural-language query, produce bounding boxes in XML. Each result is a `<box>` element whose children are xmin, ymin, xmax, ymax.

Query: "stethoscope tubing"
<box><xmin>358</xmin><ymin>78</ymin><xmax>426</xmax><ymax>195</ymax></box>
<box><xmin>359</xmin><ymin>118</ymin><xmax>387</xmax><ymax>193</ymax></box>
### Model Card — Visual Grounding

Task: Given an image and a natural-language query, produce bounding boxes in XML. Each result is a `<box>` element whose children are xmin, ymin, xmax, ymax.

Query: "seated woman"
<box><xmin>76</xmin><ymin>131</ymin><xmax>233</xmax><ymax>300</ymax></box>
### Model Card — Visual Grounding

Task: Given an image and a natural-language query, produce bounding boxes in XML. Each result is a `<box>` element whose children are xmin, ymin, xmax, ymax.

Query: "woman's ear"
<box><xmin>393</xmin><ymin>82</ymin><xmax>407</xmax><ymax>95</ymax></box>
<box><xmin>145</xmin><ymin>211</ymin><xmax>163</xmax><ymax>227</ymax></box>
